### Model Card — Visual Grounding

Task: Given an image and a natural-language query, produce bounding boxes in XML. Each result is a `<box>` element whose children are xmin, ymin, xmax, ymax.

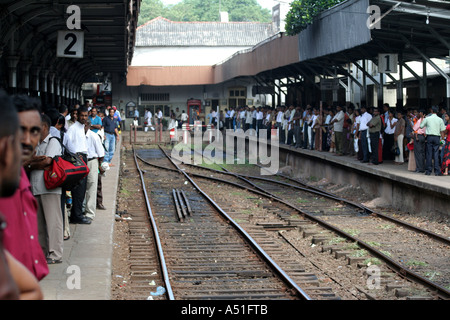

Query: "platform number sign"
<box><xmin>378</xmin><ymin>53</ymin><xmax>398</xmax><ymax>73</ymax></box>
<box><xmin>57</xmin><ymin>31</ymin><xmax>84</xmax><ymax>58</ymax></box>
<box><xmin>57</xmin><ymin>5</ymin><xmax>84</xmax><ymax>58</ymax></box>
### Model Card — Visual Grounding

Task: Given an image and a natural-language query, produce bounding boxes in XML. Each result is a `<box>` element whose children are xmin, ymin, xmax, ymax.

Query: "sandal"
<box><xmin>64</xmin><ymin>235</ymin><xmax>70</xmax><ymax>241</ymax></box>
<box><xmin>46</xmin><ymin>258</ymin><xmax>62</xmax><ymax>264</ymax></box>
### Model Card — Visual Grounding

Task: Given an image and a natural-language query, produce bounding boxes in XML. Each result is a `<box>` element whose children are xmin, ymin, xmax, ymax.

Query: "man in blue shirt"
<box><xmin>102</xmin><ymin>108</ymin><xmax>119</xmax><ymax>164</ymax></box>
<box><xmin>89</xmin><ymin>107</ymin><xmax>102</xmax><ymax>133</ymax></box>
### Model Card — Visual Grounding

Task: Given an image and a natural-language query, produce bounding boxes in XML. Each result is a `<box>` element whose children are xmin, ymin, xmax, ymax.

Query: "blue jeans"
<box><xmin>104</xmin><ymin>133</ymin><xmax>116</xmax><ymax>163</ymax></box>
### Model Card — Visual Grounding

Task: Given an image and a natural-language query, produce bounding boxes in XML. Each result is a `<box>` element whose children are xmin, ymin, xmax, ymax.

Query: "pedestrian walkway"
<box><xmin>39</xmin><ymin>138</ymin><xmax>121</xmax><ymax>300</ymax></box>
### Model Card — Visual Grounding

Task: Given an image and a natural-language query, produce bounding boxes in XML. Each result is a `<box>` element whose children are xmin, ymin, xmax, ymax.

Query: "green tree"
<box><xmin>138</xmin><ymin>0</ymin><xmax>165</xmax><ymax>25</ymax></box>
<box><xmin>138</xmin><ymin>0</ymin><xmax>271</xmax><ymax>24</ymax></box>
<box><xmin>285</xmin><ymin>0</ymin><xmax>346</xmax><ymax>36</ymax></box>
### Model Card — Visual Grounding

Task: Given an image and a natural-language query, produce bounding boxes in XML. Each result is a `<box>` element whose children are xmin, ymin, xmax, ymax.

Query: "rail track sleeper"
<box><xmin>334</xmin><ymin>251</ymin><xmax>352</xmax><ymax>259</ymax></box>
<box><xmin>347</xmin><ymin>257</ymin><xmax>368</xmax><ymax>265</ymax></box>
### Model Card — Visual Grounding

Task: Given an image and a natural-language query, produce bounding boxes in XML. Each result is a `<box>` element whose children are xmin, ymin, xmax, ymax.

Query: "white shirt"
<box><xmin>385</xmin><ymin>118</ymin><xmax>398</xmax><ymax>134</ymax></box>
<box><xmin>240</xmin><ymin>111</ymin><xmax>246</xmax><ymax>119</ymax></box>
<box><xmin>157</xmin><ymin>111</ymin><xmax>163</xmax><ymax>119</ymax></box>
<box><xmin>144</xmin><ymin>111</ymin><xmax>152</xmax><ymax>121</ymax></box>
<box><xmin>64</xmin><ymin>114</ymin><xmax>71</xmax><ymax>131</ymax></box>
<box><xmin>359</xmin><ymin>112</ymin><xmax>372</xmax><ymax>131</ymax></box>
<box><xmin>256</xmin><ymin>111</ymin><xmax>263</xmax><ymax>120</ymax></box>
<box><xmin>86</xmin><ymin>129</ymin><xmax>105</xmax><ymax>159</ymax></box>
<box><xmin>31</xmin><ymin>134</ymin><xmax>63</xmax><ymax>195</ymax></box>
<box><xmin>181</xmin><ymin>113</ymin><xmax>188</xmax><ymax>121</ymax></box>
<box><xmin>65</xmin><ymin>121</ymin><xmax>88</xmax><ymax>154</ymax></box>
<box><xmin>276</xmin><ymin>111</ymin><xmax>284</xmax><ymax>123</ymax></box>
<box><xmin>311</xmin><ymin>114</ymin><xmax>318</xmax><ymax>128</ymax></box>
<box><xmin>246</xmin><ymin>111</ymin><xmax>253</xmax><ymax>124</ymax></box>
<box><xmin>332</xmin><ymin>110</ymin><xmax>345</xmax><ymax>132</ymax></box>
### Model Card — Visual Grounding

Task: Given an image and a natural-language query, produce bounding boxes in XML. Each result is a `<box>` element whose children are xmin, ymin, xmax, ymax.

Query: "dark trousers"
<box><xmin>361</xmin><ymin>130</ymin><xmax>369</xmax><ymax>162</ymax></box>
<box><xmin>302</xmin><ymin>124</ymin><xmax>309</xmax><ymax>148</ymax></box>
<box><xmin>294</xmin><ymin>126</ymin><xmax>302</xmax><ymax>147</ymax></box>
<box><xmin>425</xmin><ymin>135</ymin><xmax>441</xmax><ymax>174</ymax></box>
<box><xmin>279</xmin><ymin>124</ymin><xmax>285</xmax><ymax>144</ymax></box>
<box><xmin>322</xmin><ymin>127</ymin><xmax>330</xmax><ymax>151</ymax></box>
<box><xmin>383</xmin><ymin>133</ymin><xmax>395</xmax><ymax>160</ymax></box>
<box><xmin>97</xmin><ymin>174</ymin><xmax>103</xmax><ymax>206</ymax></box>
<box><xmin>70</xmin><ymin>154</ymin><xmax>88</xmax><ymax>222</ymax></box>
<box><xmin>370</xmin><ymin>132</ymin><xmax>380</xmax><ymax>164</ymax></box>
<box><xmin>414</xmin><ymin>134</ymin><xmax>426</xmax><ymax>172</ymax></box>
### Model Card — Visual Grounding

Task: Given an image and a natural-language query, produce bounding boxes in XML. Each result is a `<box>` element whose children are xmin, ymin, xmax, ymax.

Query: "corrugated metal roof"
<box><xmin>136</xmin><ymin>17</ymin><xmax>276</xmax><ymax>47</ymax></box>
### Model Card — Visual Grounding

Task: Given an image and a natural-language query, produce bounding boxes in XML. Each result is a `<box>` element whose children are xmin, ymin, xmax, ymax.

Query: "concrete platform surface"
<box><xmin>39</xmin><ymin>139</ymin><xmax>121</xmax><ymax>300</ymax></box>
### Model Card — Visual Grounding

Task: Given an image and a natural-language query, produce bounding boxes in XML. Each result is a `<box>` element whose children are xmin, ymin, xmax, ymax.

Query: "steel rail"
<box><xmin>132</xmin><ymin>147</ymin><xmax>175</xmax><ymax>300</ymax></box>
<box><xmin>182</xmin><ymin>160</ymin><xmax>450</xmax><ymax>246</ymax></box>
<box><xmin>156</xmin><ymin>150</ymin><xmax>450</xmax><ymax>300</ymax></box>
<box><xmin>155</xmin><ymin>146</ymin><xmax>313</xmax><ymax>300</ymax></box>
<box><xmin>256</xmin><ymin>167</ymin><xmax>450</xmax><ymax>247</ymax></box>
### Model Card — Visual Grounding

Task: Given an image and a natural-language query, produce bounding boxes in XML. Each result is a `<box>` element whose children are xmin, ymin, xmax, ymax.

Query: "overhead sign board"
<box><xmin>320</xmin><ymin>79</ymin><xmax>339</xmax><ymax>91</ymax></box>
<box><xmin>57</xmin><ymin>30</ymin><xmax>84</xmax><ymax>58</ymax></box>
<box><xmin>378</xmin><ymin>53</ymin><xmax>398</xmax><ymax>73</ymax></box>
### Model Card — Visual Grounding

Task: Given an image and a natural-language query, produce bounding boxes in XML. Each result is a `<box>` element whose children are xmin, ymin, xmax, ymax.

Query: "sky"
<box><xmin>159</xmin><ymin>0</ymin><xmax>285</xmax><ymax>11</ymax></box>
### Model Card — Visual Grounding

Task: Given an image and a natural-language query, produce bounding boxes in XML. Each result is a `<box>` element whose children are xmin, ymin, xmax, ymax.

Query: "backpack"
<box><xmin>43</xmin><ymin>137</ymin><xmax>89</xmax><ymax>190</ymax></box>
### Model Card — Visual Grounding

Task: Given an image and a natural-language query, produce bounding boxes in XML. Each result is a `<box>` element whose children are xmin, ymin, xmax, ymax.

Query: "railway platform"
<box><xmin>277</xmin><ymin>143</ymin><xmax>450</xmax><ymax>219</ymax></box>
<box><xmin>39</xmin><ymin>138</ymin><xmax>122</xmax><ymax>300</ymax></box>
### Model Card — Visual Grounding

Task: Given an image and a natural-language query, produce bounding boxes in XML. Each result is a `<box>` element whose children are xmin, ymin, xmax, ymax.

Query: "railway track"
<box><xmin>151</xmin><ymin>145</ymin><xmax>450</xmax><ymax>300</ymax></box>
<box><xmin>131</xmin><ymin>147</ymin><xmax>318</xmax><ymax>300</ymax></box>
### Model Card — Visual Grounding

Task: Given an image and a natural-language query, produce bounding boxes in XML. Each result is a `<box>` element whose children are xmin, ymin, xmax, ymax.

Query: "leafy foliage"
<box><xmin>138</xmin><ymin>0</ymin><xmax>271</xmax><ymax>25</ymax></box>
<box><xmin>284</xmin><ymin>0</ymin><xmax>346</xmax><ymax>36</ymax></box>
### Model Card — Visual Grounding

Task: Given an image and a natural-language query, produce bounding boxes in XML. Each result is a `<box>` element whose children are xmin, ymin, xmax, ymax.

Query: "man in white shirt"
<box><xmin>239</xmin><ymin>108</ymin><xmax>246</xmax><ymax>130</ymax></box>
<box><xmin>229</xmin><ymin>107</ymin><xmax>235</xmax><ymax>130</ymax></box>
<box><xmin>330</xmin><ymin>105</ymin><xmax>345</xmax><ymax>155</ymax></box>
<box><xmin>65</xmin><ymin>107</ymin><xmax>91</xmax><ymax>225</ymax></box>
<box><xmin>30</xmin><ymin>113</ymin><xmax>64</xmax><ymax>263</ymax></box>
<box><xmin>156</xmin><ymin>108</ymin><xmax>163</xmax><ymax>130</ymax></box>
<box><xmin>358</xmin><ymin>106</ymin><xmax>372</xmax><ymax>163</ymax></box>
<box><xmin>256</xmin><ymin>107</ymin><xmax>264</xmax><ymax>133</ymax></box>
<box><xmin>245</xmin><ymin>106</ymin><xmax>253</xmax><ymax>131</ymax></box>
<box><xmin>144</xmin><ymin>108</ymin><xmax>155</xmax><ymax>132</ymax></box>
<box><xmin>84</xmin><ymin>120</ymin><xmax>105</xmax><ymax>221</ymax></box>
<box><xmin>181</xmin><ymin>110</ymin><xmax>188</xmax><ymax>125</ymax></box>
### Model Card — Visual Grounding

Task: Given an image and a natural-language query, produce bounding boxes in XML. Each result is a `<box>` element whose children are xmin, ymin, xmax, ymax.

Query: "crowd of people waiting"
<box><xmin>0</xmin><ymin>90</ymin><xmax>121</xmax><ymax>299</ymax></box>
<box><xmin>206</xmin><ymin>102</ymin><xmax>450</xmax><ymax>176</ymax></box>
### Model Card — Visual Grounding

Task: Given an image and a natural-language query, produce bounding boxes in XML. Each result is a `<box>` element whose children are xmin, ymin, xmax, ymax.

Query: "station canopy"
<box><xmin>0</xmin><ymin>0</ymin><xmax>140</xmax><ymax>85</ymax></box>
<box><xmin>257</xmin><ymin>0</ymin><xmax>450</xmax><ymax>81</ymax></box>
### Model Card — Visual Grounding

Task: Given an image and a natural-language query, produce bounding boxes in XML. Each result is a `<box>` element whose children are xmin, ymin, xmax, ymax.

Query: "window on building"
<box><xmin>228</xmin><ymin>87</ymin><xmax>246</xmax><ymax>108</ymax></box>
<box><xmin>140</xmin><ymin>93</ymin><xmax>170</xmax><ymax>102</ymax></box>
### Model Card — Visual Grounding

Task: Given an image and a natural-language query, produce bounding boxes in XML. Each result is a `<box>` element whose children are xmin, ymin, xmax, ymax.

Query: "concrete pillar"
<box><xmin>420</xmin><ymin>60</ymin><xmax>427</xmax><ymax>109</ymax></box>
<box><xmin>396</xmin><ymin>54</ymin><xmax>404</xmax><ymax>109</ymax></box>
<box><xmin>30</xmin><ymin>66</ymin><xmax>41</xmax><ymax>97</ymax></box>
<box><xmin>6</xmin><ymin>55</ymin><xmax>20</xmax><ymax>93</ymax></box>
<box><xmin>20</xmin><ymin>59</ymin><xmax>32</xmax><ymax>93</ymax></box>
<box><xmin>40</xmin><ymin>69</ymin><xmax>49</xmax><ymax>106</ymax></box>
<box><xmin>48</xmin><ymin>72</ymin><xmax>56</xmax><ymax>105</ymax></box>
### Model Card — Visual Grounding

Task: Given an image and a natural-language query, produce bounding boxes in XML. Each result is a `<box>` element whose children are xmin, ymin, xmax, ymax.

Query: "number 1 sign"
<box><xmin>57</xmin><ymin>30</ymin><xmax>84</xmax><ymax>58</ymax></box>
<box><xmin>378</xmin><ymin>53</ymin><xmax>398</xmax><ymax>73</ymax></box>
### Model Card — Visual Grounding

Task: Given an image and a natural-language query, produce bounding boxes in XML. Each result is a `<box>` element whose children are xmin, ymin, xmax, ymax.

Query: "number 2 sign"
<box><xmin>57</xmin><ymin>30</ymin><xmax>84</xmax><ymax>58</ymax></box>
